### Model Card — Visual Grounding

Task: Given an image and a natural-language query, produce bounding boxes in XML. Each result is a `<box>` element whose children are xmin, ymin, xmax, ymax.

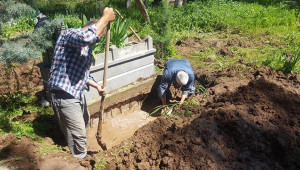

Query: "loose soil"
<box><xmin>0</xmin><ymin>37</ymin><xmax>299</xmax><ymax>169</ymax></box>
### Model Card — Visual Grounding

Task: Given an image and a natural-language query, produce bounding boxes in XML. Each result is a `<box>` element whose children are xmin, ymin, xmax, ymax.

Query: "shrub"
<box><xmin>0</xmin><ymin>0</ymin><xmax>36</xmax><ymax>23</ymax></box>
<box><xmin>0</xmin><ymin>42</ymin><xmax>41</xmax><ymax>65</ymax></box>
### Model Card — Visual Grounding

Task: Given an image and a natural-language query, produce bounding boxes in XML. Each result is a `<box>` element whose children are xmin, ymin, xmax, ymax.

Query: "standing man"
<box><xmin>48</xmin><ymin>8</ymin><xmax>115</xmax><ymax>159</ymax></box>
<box><xmin>157</xmin><ymin>59</ymin><xmax>195</xmax><ymax>111</ymax></box>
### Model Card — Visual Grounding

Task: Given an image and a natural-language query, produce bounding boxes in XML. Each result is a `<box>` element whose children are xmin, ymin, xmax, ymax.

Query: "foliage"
<box><xmin>0</xmin><ymin>0</ymin><xmax>36</xmax><ymax>23</ymax></box>
<box><xmin>94</xmin><ymin>157</ymin><xmax>108</xmax><ymax>170</ymax></box>
<box><xmin>170</xmin><ymin>0</ymin><xmax>298</xmax><ymax>34</ymax></box>
<box><xmin>36</xmin><ymin>0</ymin><xmax>100</xmax><ymax>19</ymax></box>
<box><xmin>110</xmin><ymin>17</ymin><xmax>130</xmax><ymax>48</ymax></box>
<box><xmin>0</xmin><ymin>18</ymin><xmax>62</xmax><ymax>65</ymax></box>
<box><xmin>11</xmin><ymin>122</ymin><xmax>36</xmax><ymax>139</ymax></box>
<box><xmin>92</xmin><ymin>36</ymin><xmax>106</xmax><ymax>54</ymax></box>
<box><xmin>39</xmin><ymin>144</ymin><xmax>63</xmax><ymax>154</ymax></box>
<box><xmin>0</xmin><ymin>16</ymin><xmax>35</xmax><ymax>37</ymax></box>
<box><xmin>233</xmin><ymin>0</ymin><xmax>281</xmax><ymax>5</ymax></box>
<box><xmin>149</xmin><ymin>0</ymin><xmax>173</xmax><ymax>58</ymax></box>
<box><xmin>0</xmin><ymin>91</ymin><xmax>37</xmax><ymax>133</ymax></box>
<box><xmin>262</xmin><ymin>49</ymin><xmax>300</xmax><ymax>73</ymax></box>
<box><xmin>0</xmin><ymin>42</ymin><xmax>41</xmax><ymax>64</ymax></box>
<box><xmin>26</xmin><ymin>18</ymin><xmax>64</xmax><ymax>53</ymax></box>
<box><xmin>0</xmin><ymin>90</ymin><xmax>54</xmax><ymax>139</ymax></box>
<box><xmin>55</xmin><ymin>14</ymin><xmax>82</xmax><ymax>29</ymax></box>
<box><xmin>93</xmin><ymin>16</ymin><xmax>130</xmax><ymax>54</ymax></box>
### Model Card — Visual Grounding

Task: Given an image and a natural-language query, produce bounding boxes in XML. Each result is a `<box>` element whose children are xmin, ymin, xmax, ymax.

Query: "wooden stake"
<box><xmin>115</xmin><ymin>9</ymin><xmax>142</xmax><ymax>42</ymax></box>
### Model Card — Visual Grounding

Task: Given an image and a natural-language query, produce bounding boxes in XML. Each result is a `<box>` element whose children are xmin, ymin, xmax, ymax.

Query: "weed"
<box><xmin>110</xmin><ymin>141</ymin><xmax>133</xmax><ymax>164</ymax></box>
<box><xmin>94</xmin><ymin>157</ymin><xmax>108</xmax><ymax>170</ymax></box>
<box><xmin>150</xmin><ymin>103</ymin><xmax>178</xmax><ymax>116</ymax></box>
<box><xmin>197</xmin><ymin>85</ymin><xmax>208</xmax><ymax>98</ymax></box>
<box><xmin>39</xmin><ymin>144</ymin><xmax>63</xmax><ymax>154</ymax></box>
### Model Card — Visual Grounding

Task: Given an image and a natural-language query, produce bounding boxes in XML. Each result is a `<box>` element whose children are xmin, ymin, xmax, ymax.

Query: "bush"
<box><xmin>0</xmin><ymin>42</ymin><xmax>41</xmax><ymax>65</ymax></box>
<box><xmin>0</xmin><ymin>0</ymin><xmax>36</xmax><ymax>23</ymax></box>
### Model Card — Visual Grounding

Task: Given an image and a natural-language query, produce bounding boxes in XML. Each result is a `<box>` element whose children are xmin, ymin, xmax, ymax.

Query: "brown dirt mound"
<box><xmin>103</xmin><ymin>67</ymin><xmax>300</xmax><ymax>169</ymax></box>
<box><xmin>0</xmin><ymin>134</ymin><xmax>91</xmax><ymax>170</ymax></box>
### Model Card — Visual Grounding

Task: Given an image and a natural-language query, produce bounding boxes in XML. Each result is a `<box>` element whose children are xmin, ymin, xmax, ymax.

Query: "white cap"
<box><xmin>176</xmin><ymin>71</ymin><xmax>188</xmax><ymax>86</ymax></box>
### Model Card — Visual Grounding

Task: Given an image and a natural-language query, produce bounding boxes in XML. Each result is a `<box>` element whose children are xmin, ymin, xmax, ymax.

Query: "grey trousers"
<box><xmin>50</xmin><ymin>90</ymin><xmax>90</xmax><ymax>158</ymax></box>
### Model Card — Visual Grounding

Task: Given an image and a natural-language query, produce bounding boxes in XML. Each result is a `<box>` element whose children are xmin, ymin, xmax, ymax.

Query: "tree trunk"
<box><xmin>135</xmin><ymin>0</ymin><xmax>150</xmax><ymax>23</ymax></box>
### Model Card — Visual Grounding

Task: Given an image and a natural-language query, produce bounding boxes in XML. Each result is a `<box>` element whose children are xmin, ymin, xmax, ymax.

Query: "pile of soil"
<box><xmin>0</xmin><ymin>60</ymin><xmax>43</xmax><ymax>94</ymax></box>
<box><xmin>101</xmin><ymin>66</ymin><xmax>300</xmax><ymax>169</ymax></box>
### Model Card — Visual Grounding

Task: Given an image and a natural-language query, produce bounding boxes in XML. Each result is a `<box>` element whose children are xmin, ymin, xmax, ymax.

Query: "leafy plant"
<box><xmin>94</xmin><ymin>157</ymin><xmax>108</xmax><ymax>170</ymax></box>
<box><xmin>0</xmin><ymin>16</ymin><xmax>35</xmax><ymax>37</ymax></box>
<box><xmin>110</xmin><ymin>16</ymin><xmax>130</xmax><ymax>48</ymax></box>
<box><xmin>198</xmin><ymin>85</ymin><xmax>208</xmax><ymax>98</ymax></box>
<box><xmin>93</xmin><ymin>16</ymin><xmax>130</xmax><ymax>54</ymax></box>
<box><xmin>150</xmin><ymin>103</ymin><xmax>178</xmax><ymax>116</ymax></box>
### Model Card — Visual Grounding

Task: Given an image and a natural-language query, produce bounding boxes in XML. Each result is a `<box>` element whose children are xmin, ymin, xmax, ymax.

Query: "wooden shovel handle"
<box><xmin>96</xmin><ymin>23</ymin><xmax>111</xmax><ymax>151</ymax></box>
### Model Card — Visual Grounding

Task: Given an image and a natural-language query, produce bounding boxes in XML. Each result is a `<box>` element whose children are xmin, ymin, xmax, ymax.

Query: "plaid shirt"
<box><xmin>48</xmin><ymin>24</ymin><xmax>99</xmax><ymax>99</ymax></box>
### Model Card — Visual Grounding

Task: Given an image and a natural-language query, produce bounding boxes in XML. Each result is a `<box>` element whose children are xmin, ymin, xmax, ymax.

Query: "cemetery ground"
<box><xmin>0</xmin><ymin>31</ymin><xmax>299</xmax><ymax>170</ymax></box>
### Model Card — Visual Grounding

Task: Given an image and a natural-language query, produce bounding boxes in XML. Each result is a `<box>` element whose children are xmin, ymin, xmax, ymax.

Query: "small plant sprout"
<box><xmin>197</xmin><ymin>85</ymin><xmax>208</xmax><ymax>98</ymax></box>
<box><xmin>150</xmin><ymin>103</ymin><xmax>179</xmax><ymax>116</ymax></box>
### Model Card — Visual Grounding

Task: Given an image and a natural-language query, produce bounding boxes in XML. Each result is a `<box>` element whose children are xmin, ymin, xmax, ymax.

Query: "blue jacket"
<box><xmin>157</xmin><ymin>59</ymin><xmax>195</xmax><ymax>98</ymax></box>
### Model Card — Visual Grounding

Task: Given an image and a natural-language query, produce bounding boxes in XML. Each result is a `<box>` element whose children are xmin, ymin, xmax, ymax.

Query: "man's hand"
<box><xmin>97</xmin><ymin>85</ymin><xmax>106</xmax><ymax>96</ymax></box>
<box><xmin>179</xmin><ymin>94</ymin><xmax>188</xmax><ymax>105</ymax></box>
<box><xmin>102</xmin><ymin>7</ymin><xmax>115</xmax><ymax>23</ymax></box>
<box><xmin>87</xmin><ymin>80</ymin><xmax>106</xmax><ymax>96</ymax></box>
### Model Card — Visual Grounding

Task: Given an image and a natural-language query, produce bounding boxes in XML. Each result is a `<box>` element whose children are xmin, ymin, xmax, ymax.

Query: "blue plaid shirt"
<box><xmin>48</xmin><ymin>24</ymin><xmax>99</xmax><ymax>99</ymax></box>
<box><xmin>157</xmin><ymin>59</ymin><xmax>195</xmax><ymax>98</ymax></box>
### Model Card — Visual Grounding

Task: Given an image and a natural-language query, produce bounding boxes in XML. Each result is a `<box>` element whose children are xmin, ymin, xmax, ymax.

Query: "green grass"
<box><xmin>39</xmin><ymin>144</ymin><xmax>64</xmax><ymax>154</ymax></box>
<box><xmin>0</xmin><ymin>91</ymin><xmax>54</xmax><ymax>139</ymax></box>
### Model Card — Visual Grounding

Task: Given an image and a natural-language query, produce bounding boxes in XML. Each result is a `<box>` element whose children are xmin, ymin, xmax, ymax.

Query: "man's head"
<box><xmin>176</xmin><ymin>71</ymin><xmax>189</xmax><ymax>86</ymax></box>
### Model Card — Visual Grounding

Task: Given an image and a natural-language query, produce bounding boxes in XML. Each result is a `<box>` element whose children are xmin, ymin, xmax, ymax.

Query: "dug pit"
<box><xmin>86</xmin><ymin>76</ymin><xmax>161</xmax><ymax>151</ymax></box>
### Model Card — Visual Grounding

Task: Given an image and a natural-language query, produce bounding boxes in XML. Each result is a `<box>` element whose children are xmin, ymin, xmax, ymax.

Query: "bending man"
<box><xmin>157</xmin><ymin>59</ymin><xmax>195</xmax><ymax>111</ymax></box>
<box><xmin>48</xmin><ymin>8</ymin><xmax>115</xmax><ymax>158</ymax></box>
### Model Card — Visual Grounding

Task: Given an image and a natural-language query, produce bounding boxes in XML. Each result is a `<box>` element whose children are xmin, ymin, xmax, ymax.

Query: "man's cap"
<box><xmin>176</xmin><ymin>71</ymin><xmax>188</xmax><ymax>86</ymax></box>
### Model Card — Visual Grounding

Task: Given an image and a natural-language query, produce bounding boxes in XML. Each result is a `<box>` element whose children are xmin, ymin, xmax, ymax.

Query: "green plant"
<box><xmin>94</xmin><ymin>157</ymin><xmax>108</xmax><ymax>170</ymax></box>
<box><xmin>282</xmin><ymin>50</ymin><xmax>300</xmax><ymax>73</ymax></box>
<box><xmin>39</xmin><ymin>144</ymin><xmax>64</xmax><ymax>154</ymax></box>
<box><xmin>11</xmin><ymin>122</ymin><xmax>36</xmax><ymax>139</ymax></box>
<box><xmin>0</xmin><ymin>42</ymin><xmax>41</xmax><ymax>64</ymax></box>
<box><xmin>150</xmin><ymin>0</ymin><xmax>173</xmax><ymax>59</ymax></box>
<box><xmin>92</xmin><ymin>16</ymin><xmax>130</xmax><ymax>54</ymax></box>
<box><xmin>58</xmin><ymin>14</ymin><xmax>82</xmax><ymax>29</ymax></box>
<box><xmin>150</xmin><ymin>103</ymin><xmax>178</xmax><ymax>116</ymax></box>
<box><xmin>110</xmin><ymin>17</ymin><xmax>130</xmax><ymax>48</ymax></box>
<box><xmin>198</xmin><ymin>85</ymin><xmax>208</xmax><ymax>98</ymax></box>
<box><xmin>110</xmin><ymin>142</ymin><xmax>133</xmax><ymax>164</ymax></box>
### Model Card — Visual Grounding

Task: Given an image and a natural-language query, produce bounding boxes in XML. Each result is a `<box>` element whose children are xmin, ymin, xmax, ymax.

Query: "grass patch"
<box><xmin>39</xmin><ymin>144</ymin><xmax>64</xmax><ymax>154</ymax></box>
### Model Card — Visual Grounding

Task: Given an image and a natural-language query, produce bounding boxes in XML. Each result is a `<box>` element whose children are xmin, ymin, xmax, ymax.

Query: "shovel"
<box><xmin>96</xmin><ymin>22</ymin><xmax>110</xmax><ymax>151</ymax></box>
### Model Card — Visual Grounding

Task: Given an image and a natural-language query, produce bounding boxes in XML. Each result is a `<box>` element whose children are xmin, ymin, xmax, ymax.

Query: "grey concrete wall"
<box><xmin>85</xmin><ymin>36</ymin><xmax>156</xmax><ymax>103</ymax></box>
